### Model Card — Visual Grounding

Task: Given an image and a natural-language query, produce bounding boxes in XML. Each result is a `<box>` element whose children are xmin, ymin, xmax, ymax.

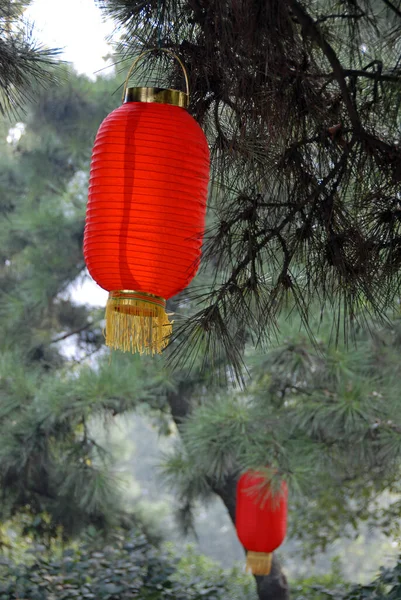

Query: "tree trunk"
<box><xmin>255</xmin><ymin>558</ymin><xmax>290</xmax><ymax>600</ymax></box>
<box><xmin>166</xmin><ymin>384</ymin><xmax>290</xmax><ymax>600</ymax></box>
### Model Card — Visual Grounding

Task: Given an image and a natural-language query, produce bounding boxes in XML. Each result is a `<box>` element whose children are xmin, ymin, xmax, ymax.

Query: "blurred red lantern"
<box><xmin>84</xmin><ymin>51</ymin><xmax>210</xmax><ymax>355</ymax></box>
<box><xmin>236</xmin><ymin>471</ymin><xmax>288</xmax><ymax>575</ymax></box>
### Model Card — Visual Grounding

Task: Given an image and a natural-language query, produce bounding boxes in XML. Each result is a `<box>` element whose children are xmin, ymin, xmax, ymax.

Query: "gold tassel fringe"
<box><xmin>246</xmin><ymin>551</ymin><xmax>273</xmax><ymax>576</ymax></box>
<box><xmin>105</xmin><ymin>291</ymin><xmax>173</xmax><ymax>355</ymax></box>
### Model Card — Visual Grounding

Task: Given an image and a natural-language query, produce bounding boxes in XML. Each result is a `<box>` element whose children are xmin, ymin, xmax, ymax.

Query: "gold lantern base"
<box><xmin>246</xmin><ymin>551</ymin><xmax>273</xmax><ymax>576</ymax></box>
<box><xmin>105</xmin><ymin>291</ymin><xmax>173</xmax><ymax>355</ymax></box>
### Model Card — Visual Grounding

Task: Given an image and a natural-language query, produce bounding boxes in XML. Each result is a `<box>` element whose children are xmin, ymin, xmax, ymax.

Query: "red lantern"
<box><xmin>84</xmin><ymin>51</ymin><xmax>210</xmax><ymax>354</ymax></box>
<box><xmin>236</xmin><ymin>471</ymin><xmax>288</xmax><ymax>575</ymax></box>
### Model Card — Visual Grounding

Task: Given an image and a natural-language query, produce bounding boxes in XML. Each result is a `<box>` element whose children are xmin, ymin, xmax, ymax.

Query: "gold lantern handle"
<box><xmin>122</xmin><ymin>48</ymin><xmax>190</xmax><ymax>105</ymax></box>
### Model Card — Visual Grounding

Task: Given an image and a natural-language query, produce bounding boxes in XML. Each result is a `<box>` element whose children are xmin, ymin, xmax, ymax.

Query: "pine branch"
<box><xmin>343</xmin><ymin>69</ymin><xmax>401</xmax><ymax>83</ymax></box>
<box><xmin>287</xmin><ymin>0</ymin><xmax>361</xmax><ymax>130</ymax></box>
<box><xmin>316</xmin><ymin>12</ymin><xmax>366</xmax><ymax>24</ymax></box>
<box><xmin>381</xmin><ymin>0</ymin><xmax>401</xmax><ymax>18</ymax></box>
<box><xmin>98</xmin><ymin>1</ymin><xmax>401</xmax><ymax>370</ymax></box>
<box><xmin>50</xmin><ymin>323</ymin><xmax>93</xmax><ymax>344</ymax></box>
<box><xmin>0</xmin><ymin>15</ymin><xmax>61</xmax><ymax>116</ymax></box>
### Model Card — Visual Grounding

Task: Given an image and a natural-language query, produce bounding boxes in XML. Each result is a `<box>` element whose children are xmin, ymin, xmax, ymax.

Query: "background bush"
<box><xmin>0</xmin><ymin>530</ymin><xmax>257</xmax><ymax>600</ymax></box>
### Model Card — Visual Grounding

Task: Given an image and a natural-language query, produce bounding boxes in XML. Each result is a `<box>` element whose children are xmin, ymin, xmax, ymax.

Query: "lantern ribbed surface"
<box><xmin>84</xmin><ymin>101</ymin><xmax>209</xmax><ymax>297</ymax></box>
<box><xmin>83</xmin><ymin>98</ymin><xmax>210</xmax><ymax>354</ymax></box>
<box><xmin>236</xmin><ymin>472</ymin><xmax>288</xmax><ymax>575</ymax></box>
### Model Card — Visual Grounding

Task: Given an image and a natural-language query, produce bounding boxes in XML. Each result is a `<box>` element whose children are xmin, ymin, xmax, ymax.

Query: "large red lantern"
<box><xmin>84</xmin><ymin>51</ymin><xmax>210</xmax><ymax>354</ymax></box>
<box><xmin>236</xmin><ymin>471</ymin><xmax>288</xmax><ymax>575</ymax></box>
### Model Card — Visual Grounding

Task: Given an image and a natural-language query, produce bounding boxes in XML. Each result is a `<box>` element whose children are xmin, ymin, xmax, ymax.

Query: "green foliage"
<box><xmin>161</xmin><ymin>310</ymin><xmax>401</xmax><ymax>553</ymax></box>
<box><xmin>341</xmin><ymin>560</ymin><xmax>400</xmax><ymax>599</ymax></box>
<box><xmin>0</xmin><ymin>532</ymin><xmax>257</xmax><ymax>600</ymax></box>
<box><xmin>0</xmin><ymin>345</ymin><xmax>173</xmax><ymax>535</ymax></box>
<box><xmin>173</xmin><ymin>546</ymin><xmax>257</xmax><ymax>600</ymax></box>
<box><xmin>292</xmin><ymin>557</ymin><xmax>401</xmax><ymax>599</ymax></box>
<box><xmin>291</xmin><ymin>558</ymin><xmax>350</xmax><ymax>599</ymax></box>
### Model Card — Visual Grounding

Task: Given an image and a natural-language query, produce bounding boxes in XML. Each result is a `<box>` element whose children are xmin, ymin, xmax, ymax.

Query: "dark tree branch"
<box><xmin>316</xmin><ymin>12</ymin><xmax>366</xmax><ymax>23</ymax></box>
<box><xmin>50</xmin><ymin>323</ymin><xmax>93</xmax><ymax>344</ymax></box>
<box><xmin>343</xmin><ymin>69</ymin><xmax>401</xmax><ymax>83</ymax></box>
<box><xmin>381</xmin><ymin>0</ymin><xmax>401</xmax><ymax>18</ymax></box>
<box><xmin>288</xmin><ymin>0</ymin><xmax>361</xmax><ymax>130</ymax></box>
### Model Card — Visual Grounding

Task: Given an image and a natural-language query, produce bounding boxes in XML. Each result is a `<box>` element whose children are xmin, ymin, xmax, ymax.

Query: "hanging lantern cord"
<box><xmin>122</xmin><ymin>48</ymin><xmax>190</xmax><ymax>103</ymax></box>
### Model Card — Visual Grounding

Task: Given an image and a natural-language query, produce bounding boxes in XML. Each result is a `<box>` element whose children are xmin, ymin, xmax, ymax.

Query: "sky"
<box><xmin>25</xmin><ymin>0</ymin><xmax>115</xmax><ymax>78</ymax></box>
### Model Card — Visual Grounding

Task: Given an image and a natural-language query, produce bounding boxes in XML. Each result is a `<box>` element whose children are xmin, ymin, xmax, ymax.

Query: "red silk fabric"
<box><xmin>84</xmin><ymin>101</ymin><xmax>210</xmax><ymax>299</ymax></box>
<box><xmin>236</xmin><ymin>472</ymin><xmax>288</xmax><ymax>554</ymax></box>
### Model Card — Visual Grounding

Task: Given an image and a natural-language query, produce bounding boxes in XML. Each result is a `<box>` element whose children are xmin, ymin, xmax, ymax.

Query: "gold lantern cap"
<box><xmin>124</xmin><ymin>87</ymin><xmax>189</xmax><ymax>108</ymax></box>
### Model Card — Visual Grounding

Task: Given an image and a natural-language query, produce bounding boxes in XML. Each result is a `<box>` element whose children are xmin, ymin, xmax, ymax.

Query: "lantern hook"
<box><xmin>122</xmin><ymin>49</ymin><xmax>190</xmax><ymax>103</ymax></box>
